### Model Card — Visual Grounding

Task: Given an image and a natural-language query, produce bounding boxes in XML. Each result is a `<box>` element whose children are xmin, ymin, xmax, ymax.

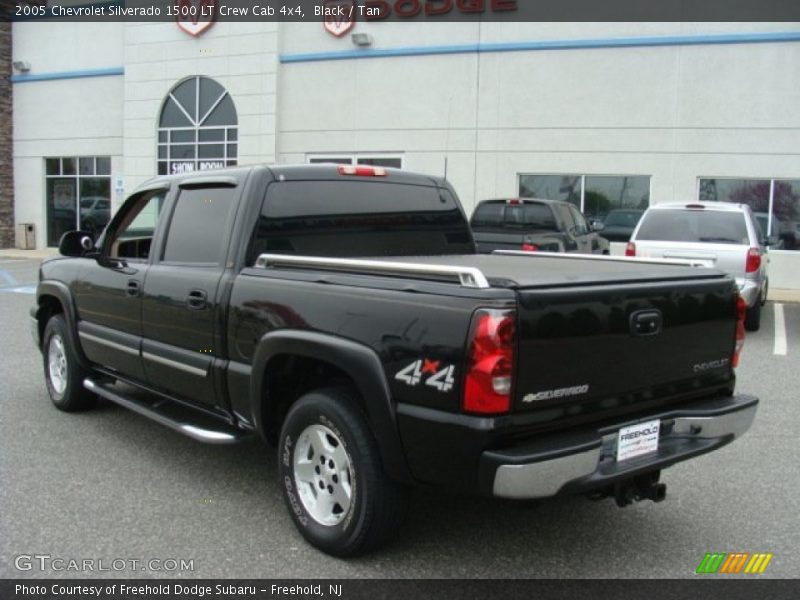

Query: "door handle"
<box><xmin>187</xmin><ymin>289</ymin><xmax>207</xmax><ymax>310</ymax></box>
<box><xmin>126</xmin><ymin>280</ymin><xmax>140</xmax><ymax>297</ymax></box>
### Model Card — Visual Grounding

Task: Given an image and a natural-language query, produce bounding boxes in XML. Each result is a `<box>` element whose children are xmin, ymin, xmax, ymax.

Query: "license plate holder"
<box><xmin>616</xmin><ymin>419</ymin><xmax>661</xmax><ymax>462</ymax></box>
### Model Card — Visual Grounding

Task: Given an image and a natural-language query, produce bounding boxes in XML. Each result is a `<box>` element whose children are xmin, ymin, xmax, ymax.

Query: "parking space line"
<box><xmin>774</xmin><ymin>303</ymin><xmax>787</xmax><ymax>356</ymax></box>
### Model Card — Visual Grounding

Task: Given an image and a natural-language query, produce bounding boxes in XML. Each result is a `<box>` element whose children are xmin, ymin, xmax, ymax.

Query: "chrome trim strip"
<box><xmin>83</xmin><ymin>379</ymin><xmax>240</xmax><ymax>445</ymax></box>
<box><xmin>78</xmin><ymin>331</ymin><xmax>139</xmax><ymax>356</ymax></box>
<box><xmin>142</xmin><ymin>351</ymin><xmax>208</xmax><ymax>377</ymax></box>
<box><xmin>255</xmin><ymin>253</ymin><xmax>491</xmax><ymax>289</ymax></box>
<box><xmin>179</xmin><ymin>425</ymin><xmax>241</xmax><ymax>442</ymax></box>
<box><xmin>494</xmin><ymin>250</ymin><xmax>714</xmax><ymax>269</ymax></box>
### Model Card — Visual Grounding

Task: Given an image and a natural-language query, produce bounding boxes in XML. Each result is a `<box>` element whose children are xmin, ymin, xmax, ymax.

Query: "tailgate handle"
<box><xmin>630</xmin><ymin>310</ymin><xmax>663</xmax><ymax>336</ymax></box>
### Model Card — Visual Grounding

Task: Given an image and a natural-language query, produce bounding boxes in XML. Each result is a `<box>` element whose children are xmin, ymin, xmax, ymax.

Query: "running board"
<box><xmin>83</xmin><ymin>378</ymin><xmax>250</xmax><ymax>445</ymax></box>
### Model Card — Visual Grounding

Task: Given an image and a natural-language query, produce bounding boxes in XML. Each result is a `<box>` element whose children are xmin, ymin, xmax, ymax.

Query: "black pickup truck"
<box><xmin>32</xmin><ymin>164</ymin><xmax>757</xmax><ymax>556</ymax></box>
<box><xmin>471</xmin><ymin>197</ymin><xmax>610</xmax><ymax>254</ymax></box>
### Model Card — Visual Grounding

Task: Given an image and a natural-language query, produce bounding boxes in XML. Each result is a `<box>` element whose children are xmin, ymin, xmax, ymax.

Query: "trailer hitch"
<box><xmin>613</xmin><ymin>471</ymin><xmax>667</xmax><ymax>507</ymax></box>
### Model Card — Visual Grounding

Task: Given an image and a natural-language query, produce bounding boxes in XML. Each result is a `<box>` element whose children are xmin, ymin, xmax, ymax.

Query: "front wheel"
<box><xmin>278</xmin><ymin>388</ymin><xmax>409</xmax><ymax>556</ymax></box>
<box><xmin>42</xmin><ymin>315</ymin><xmax>96</xmax><ymax>411</ymax></box>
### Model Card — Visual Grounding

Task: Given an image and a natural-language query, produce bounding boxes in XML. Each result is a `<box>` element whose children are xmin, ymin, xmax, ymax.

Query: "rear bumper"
<box><xmin>482</xmin><ymin>394</ymin><xmax>757</xmax><ymax>499</ymax></box>
<box><xmin>396</xmin><ymin>394</ymin><xmax>757</xmax><ymax>499</ymax></box>
<box><xmin>736</xmin><ymin>278</ymin><xmax>762</xmax><ymax>307</ymax></box>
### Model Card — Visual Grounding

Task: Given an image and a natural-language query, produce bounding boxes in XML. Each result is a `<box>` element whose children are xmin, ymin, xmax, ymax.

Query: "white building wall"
<box><xmin>12</xmin><ymin>22</ymin><xmax>125</xmax><ymax>248</ymax></box>
<box><xmin>10</xmin><ymin>20</ymin><xmax>800</xmax><ymax>288</ymax></box>
<box><xmin>122</xmin><ymin>22</ymin><xmax>279</xmax><ymax>196</ymax></box>
<box><xmin>276</xmin><ymin>22</ymin><xmax>800</xmax><ymax>287</ymax></box>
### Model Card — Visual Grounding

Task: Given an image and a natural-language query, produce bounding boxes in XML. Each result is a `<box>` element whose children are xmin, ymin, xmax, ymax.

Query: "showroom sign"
<box><xmin>323</xmin><ymin>0</ymin><xmax>517</xmax><ymax>36</ymax></box>
<box><xmin>360</xmin><ymin>0</ymin><xmax>517</xmax><ymax>19</ymax></box>
<box><xmin>175</xmin><ymin>0</ymin><xmax>216</xmax><ymax>36</ymax></box>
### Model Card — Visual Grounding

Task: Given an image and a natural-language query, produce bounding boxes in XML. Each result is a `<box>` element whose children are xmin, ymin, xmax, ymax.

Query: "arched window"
<box><xmin>157</xmin><ymin>76</ymin><xmax>238</xmax><ymax>175</ymax></box>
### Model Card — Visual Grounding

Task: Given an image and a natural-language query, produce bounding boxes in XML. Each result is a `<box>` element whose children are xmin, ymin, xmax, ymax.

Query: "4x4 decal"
<box><xmin>395</xmin><ymin>359</ymin><xmax>455</xmax><ymax>392</ymax></box>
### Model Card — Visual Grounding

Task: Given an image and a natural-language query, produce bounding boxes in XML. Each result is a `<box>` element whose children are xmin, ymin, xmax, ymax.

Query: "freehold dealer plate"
<box><xmin>617</xmin><ymin>419</ymin><xmax>661</xmax><ymax>462</ymax></box>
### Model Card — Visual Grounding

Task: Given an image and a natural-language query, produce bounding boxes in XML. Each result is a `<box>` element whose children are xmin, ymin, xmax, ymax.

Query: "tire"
<box><xmin>745</xmin><ymin>300</ymin><xmax>762</xmax><ymax>332</ymax></box>
<box><xmin>42</xmin><ymin>315</ymin><xmax>96</xmax><ymax>412</ymax></box>
<box><xmin>278</xmin><ymin>388</ymin><xmax>409</xmax><ymax>557</ymax></box>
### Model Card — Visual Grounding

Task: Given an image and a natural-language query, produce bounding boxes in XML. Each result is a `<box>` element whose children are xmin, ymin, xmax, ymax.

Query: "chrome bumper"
<box><xmin>486</xmin><ymin>395</ymin><xmax>758</xmax><ymax>499</ymax></box>
<box><xmin>736</xmin><ymin>278</ymin><xmax>761</xmax><ymax>307</ymax></box>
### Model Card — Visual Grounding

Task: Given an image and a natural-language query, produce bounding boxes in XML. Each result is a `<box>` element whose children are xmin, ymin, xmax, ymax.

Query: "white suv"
<box><xmin>627</xmin><ymin>202</ymin><xmax>774</xmax><ymax>331</ymax></box>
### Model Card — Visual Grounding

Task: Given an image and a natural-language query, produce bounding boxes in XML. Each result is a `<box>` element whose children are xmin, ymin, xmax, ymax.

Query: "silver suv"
<box><xmin>627</xmin><ymin>202</ymin><xmax>775</xmax><ymax>331</ymax></box>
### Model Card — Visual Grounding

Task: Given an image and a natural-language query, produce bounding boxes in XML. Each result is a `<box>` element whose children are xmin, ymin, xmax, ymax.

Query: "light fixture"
<box><xmin>351</xmin><ymin>33</ymin><xmax>373</xmax><ymax>47</ymax></box>
<box><xmin>12</xmin><ymin>61</ymin><xmax>31</xmax><ymax>73</ymax></box>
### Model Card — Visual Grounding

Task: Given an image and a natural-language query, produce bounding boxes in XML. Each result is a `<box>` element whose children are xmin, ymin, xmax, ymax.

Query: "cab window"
<box><xmin>108</xmin><ymin>192</ymin><xmax>165</xmax><ymax>260</ymax></box>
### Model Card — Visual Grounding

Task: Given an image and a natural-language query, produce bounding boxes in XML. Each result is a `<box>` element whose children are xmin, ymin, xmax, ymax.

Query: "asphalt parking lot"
<box><xmin>1</xmin><ymin>257</ymin><xmax>798</xmax><ymax>579</ymax></box>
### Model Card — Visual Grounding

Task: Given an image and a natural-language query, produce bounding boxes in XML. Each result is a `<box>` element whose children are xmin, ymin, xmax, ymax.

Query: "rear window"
<box><xmin>471</xmin><ymin>202</ymin><xmax>557</xmax><ymax>231</ymax></box>
<box><xmin>635</xmin><ymin>209</ymin><xmax>750</xmax><ymax>244</ymax></box>
<box><xmin>248</xmin><ymin>180</ymin><xmax>474</xmax><ymax>262</ymax></box>
<box><xmin>604</xmin><ymin>211</ymin><xmax>642</xmax><ymax>227</ymax></box>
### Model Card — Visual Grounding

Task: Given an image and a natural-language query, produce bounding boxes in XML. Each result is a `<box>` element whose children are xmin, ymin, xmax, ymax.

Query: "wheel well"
<box><xmin>260</xmin><ymin>354</ymin><xmax>364</xmax><ymax>443</ymax></box>
<box><xmin>36</xmin><ymin>295</ymin><xmax>64</xmax><ymax>347</ymax></box>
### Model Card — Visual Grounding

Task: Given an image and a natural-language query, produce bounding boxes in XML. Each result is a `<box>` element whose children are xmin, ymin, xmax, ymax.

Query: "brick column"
<box><xmin>0</xmin><ymin>9</ymin><xmax>13</xmax><ymax>248</ymax></box>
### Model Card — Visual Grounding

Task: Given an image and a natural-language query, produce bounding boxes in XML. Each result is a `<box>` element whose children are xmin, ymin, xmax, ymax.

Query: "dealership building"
<box><xmin>5</xmin><ymin>15</ymin><xmax>800</xmax><ymax>287</ymax></box>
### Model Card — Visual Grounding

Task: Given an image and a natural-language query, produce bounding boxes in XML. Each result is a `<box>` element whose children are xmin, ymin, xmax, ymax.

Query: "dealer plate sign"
<box><xmin>616</xmin><ymin>419</ymin><xmax>660</xmax><ymax>462</ymax></box>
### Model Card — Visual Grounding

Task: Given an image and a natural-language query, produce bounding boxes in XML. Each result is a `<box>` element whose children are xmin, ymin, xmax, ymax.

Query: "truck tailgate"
<box><xmin>473</xmin><ymin>232</ymin><xmax>562</xmax><ymax>254</ymax></box>
<box><xmin>634</xmin><ymin>240</ymin><xmax>750</xmax><ymax>280</ymax></box>
<box><xmin>514</xmin><ymin>277</ymin><xmax>737</xmax><ymax>417</ymax></box>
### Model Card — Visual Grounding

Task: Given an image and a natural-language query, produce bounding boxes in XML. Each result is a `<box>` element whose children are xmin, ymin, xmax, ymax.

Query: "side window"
<box><xmin>108</xmin><ymin>192</ymin><xmax>165</xmax><ymax>260</ymax></box>
<box><xmin>570</xmin><ymin>206</ymin><xmax>589</xmax><ymax>235</ymax></box>
<box><xmin>162</xmin><ymin>187</ymin><xmax>237</xmax><ymax>264</ymax></box>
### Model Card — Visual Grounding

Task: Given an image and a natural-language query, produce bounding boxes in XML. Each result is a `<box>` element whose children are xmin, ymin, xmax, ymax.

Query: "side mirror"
<box><xmin>591</xmin><ymin>221</ymin><xmax>605</xmax><ymax>232</ymax></box>
<box><xmin>58</xmin><ymin>230</ymin><xmax>95</xmax><ymax>257</ymax></box>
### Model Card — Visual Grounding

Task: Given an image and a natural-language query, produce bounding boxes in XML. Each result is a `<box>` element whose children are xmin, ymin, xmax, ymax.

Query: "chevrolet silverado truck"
<box><xmin>470</xmin><ymin>197</ymin><xmax>610</xmax><ymax>254</ymax></box>
<box><xmin>32</xmin><ymin>164</ymin><xmax>758</xmax><ymax>556</ymax></box>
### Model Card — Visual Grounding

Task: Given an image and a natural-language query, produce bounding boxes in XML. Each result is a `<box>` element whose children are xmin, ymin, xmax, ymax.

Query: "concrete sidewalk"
<box><xmin>0</xmin><ymin>248</ymin><xmax>58</xmax><ymax>260</ymax></box>
<box><xmin>2</xmin><ymin>247</ymin><xmax>799</xmax><ymax>303</ymax></box>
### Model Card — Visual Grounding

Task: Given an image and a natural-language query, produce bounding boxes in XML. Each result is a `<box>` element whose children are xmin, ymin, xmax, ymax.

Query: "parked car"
<box><xmin>79</xmin><ymin>196</ymin><xmax>111</xmax><ymax>238</ymax></box>
<box><xmin>470</xmin><ymin>198</ymin><xmax>609</xmax><ymax>254</ymax></box>
<box><xmin>628</xmin><ymin>202</ymin><xmax>776</xmax><ymax>330</ymax></box>
<box><xmin>33</xmin><ymin>166</ymin><xmax>757</xmax><ymax>556</ymax></box>
<box><xmin>596</xmin><ymin>208</ymin><xmax>644</xmax><ymax>242</ymax></box>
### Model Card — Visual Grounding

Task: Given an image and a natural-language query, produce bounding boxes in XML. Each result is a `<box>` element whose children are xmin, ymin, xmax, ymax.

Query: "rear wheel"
<box><xmin>745</xmin><ymin>300</ymin><xmax>762</xmax><ymax>332</ymax></box>
<box><xmin>278</xmin><ymin>388</ymin><xmax>409</xmax><ymax>556</ymax></box>
<box><xmin>43</xmin><ymin>315</ymin><xmax>96</xmax><ymax>411</ymax></box>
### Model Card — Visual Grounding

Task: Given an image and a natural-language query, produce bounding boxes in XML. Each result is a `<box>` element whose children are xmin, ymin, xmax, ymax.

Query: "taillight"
<box><xmin>732</xmin><ymin>295</ymin><xmax>746</xmax><ymax>367</ymax></box>
<box><xmin>745</xmin><ymin>247</ymin><xmax>761</xmax><ymax>273</ymax></box>
<box><xmin>337</xmin><ymin>165</ymin><xmax>387</xmax><ymax>177</ymax></box>
<box><xmin>625</xmin><ymin>242</ymin><xmax>636</xmax><ymax>256</ymax></box>
<box><xmin>463</xmin><ymin>309</ymin><xmax>516</xmax><ymax>415</ymax></box>
<box><xmin>521</xmin><ymin>243</ymin><xmax>538</xmax><ymax>252</ymax></box>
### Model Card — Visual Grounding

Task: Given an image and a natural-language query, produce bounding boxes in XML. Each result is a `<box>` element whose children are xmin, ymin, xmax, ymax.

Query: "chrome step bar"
<box><xmin>493</xmin><ymin>250</ymin><xmax>714</xmax><ymax>269</ymax></box>
<box><xmin>84</xmin><ymin>378</ymin><xmax>249</xmax><ymax>445</ymax></box>
<box><xmin>254</xmin><ymin>253</ymin><xmax>491</xmax><ymax>289</ymax></box>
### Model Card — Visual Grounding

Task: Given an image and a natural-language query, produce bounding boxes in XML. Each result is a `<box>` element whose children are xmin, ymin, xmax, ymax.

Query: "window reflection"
<box><xmin>518</xmin><ymin>174</ymin><xmax>650</xmax><ymax>221</ymax></box>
